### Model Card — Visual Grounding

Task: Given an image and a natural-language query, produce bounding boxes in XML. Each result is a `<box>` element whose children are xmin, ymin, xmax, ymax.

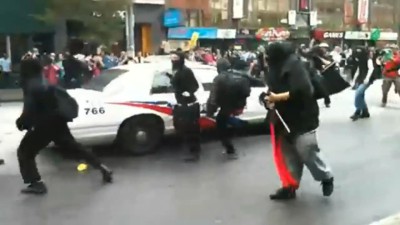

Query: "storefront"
<box><xmin>134</xmin><ymin>3</ymin><xmax>165</xmax><ymax>54</ymax></box>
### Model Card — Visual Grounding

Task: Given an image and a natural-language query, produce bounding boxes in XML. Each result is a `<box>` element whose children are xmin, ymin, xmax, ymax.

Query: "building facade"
<box><xmin>165</xmin><ymin>0</ymin><xmax>212</xmax><ymax>27</ymax></box>
<box><xmin>134</xmin><ymin>0</ymin><xmax>166</xmax><ymax>54</ymax></box>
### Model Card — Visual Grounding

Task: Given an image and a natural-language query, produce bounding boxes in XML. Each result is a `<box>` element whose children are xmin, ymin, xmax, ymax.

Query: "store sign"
<box><xmin>168</xmin><ymin>27</ymin><xmax>218</xmax><ymax>39</ymax></box>
<box><xmin>255</xmin><ymin>27</ymin><xmax>290</xmax><ymax>41</ymax></box>
<box><xmin>344</xmin><ymin>31</ymin><xmax>370</xmax><ymax>40</ymax></box>
<box><xmin>217</xmin><ymin>29</ymin><xmax>236</xmax><ymax>39</ymax></box>
<box><xmin>323</xmin><ymin>32</ymin><xmax>344</xmax><ymax>39</ymax></box>
<box><xmin>379</xmin><ymin>32</ymin><xmax>398</xmax><ymax>41</ymax></box>
<box><xmin>163</xmin><ymin>9</ymin><xmax>183</xmax><ymax>27</ymax></box>
<box><xmin>232</xmin><ymin>0</ymin><xmax>244</xmax><ymax>19</ymax></box>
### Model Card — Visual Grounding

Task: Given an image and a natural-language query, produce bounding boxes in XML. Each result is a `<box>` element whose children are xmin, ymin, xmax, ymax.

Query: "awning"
<box><xmin>0</xmin><ymin>0</ymin><xmax>54</xmax><ymax>34</ymax></box>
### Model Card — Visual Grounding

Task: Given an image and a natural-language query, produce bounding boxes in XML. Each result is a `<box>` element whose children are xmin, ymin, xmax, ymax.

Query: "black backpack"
<box><xmin>216</xmin><ymin>71</ymin><xmax>251</xmax><ymax>109</ymax></box>
<box><xmin>47</xmin><ymin>85</ymin><xmax>79</xmax><ymax>121</ymax></box>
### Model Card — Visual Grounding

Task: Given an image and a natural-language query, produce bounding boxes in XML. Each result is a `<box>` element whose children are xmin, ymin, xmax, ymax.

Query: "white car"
<box><xmin>65</xmin><ymin>61</ymin><xmax>267</xmax><ymax>154</ymax></box>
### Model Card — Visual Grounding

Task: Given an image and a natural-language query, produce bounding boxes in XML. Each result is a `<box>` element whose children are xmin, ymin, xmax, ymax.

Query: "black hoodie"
<box><xmin>170</xmin><ymin>52</ymin><xmax>199</xmax><ymax>105</ymax></box>
<box><xmin>266</xmin><ymin>42</ymin><xmax>319</xmax><ymax>135</ymax></box>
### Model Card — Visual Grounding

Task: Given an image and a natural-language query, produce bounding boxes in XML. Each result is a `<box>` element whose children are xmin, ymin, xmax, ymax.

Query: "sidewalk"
<box><xmin>370</xmin><ymin>213</ymin><xmax>400</xmax><ymax>225</ymax></box>
<box><xmin>0</xmin><ymin>89</ymin><xmax>23</xmax><ymax>102</ymax></box>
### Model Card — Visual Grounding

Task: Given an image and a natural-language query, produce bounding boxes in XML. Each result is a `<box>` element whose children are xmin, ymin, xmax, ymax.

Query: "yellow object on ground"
<box><xmin>77</xmin><ymin>163</ymin><xmax>88</xmax><ymax>172</ymax></box>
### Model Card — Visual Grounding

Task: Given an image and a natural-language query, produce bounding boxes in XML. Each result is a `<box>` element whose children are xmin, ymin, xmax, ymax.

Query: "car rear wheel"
<box><xmin>117</xmin><ymin>116</ymin><xmax>164</xmax><ymax>155</ymax></box>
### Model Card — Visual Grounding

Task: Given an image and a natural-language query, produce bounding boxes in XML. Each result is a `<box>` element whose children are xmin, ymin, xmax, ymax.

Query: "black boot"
<box><xmin>21</xmin><ymin>181</ymin><xmax>48</xmax><ymax>195</ymax></box>
<box><xmin>184</xmin><ymin>148</ymin><xmax>200</xmax><ymax>162</ymax></box>
<box><xmin>100</xmin><ymin>165</ymin><xmax>113</xmax><ymax>183</ymax></box>
<box><xmin>360</xmin><ymin>109</ymin><xmax>370</xmax><ymax>118</ymax></box>
<box><xmin>224</xmin><ymin>144</ymin><xmax>238</xmax><ymax>160</ymax></box>
<box><xmin>269</xmin><ymin>187</ymin><xmax>296</xmax><ymax>200</ymax></box>
<box><xmin>350</xmin><ymin>110</ymin><xmax>361</xmax><ymax>121</ymax></box>
<box><xmin>321</xmin><ymin>177</ymin><xmax>334</xmax><ymax>197</ymax></box>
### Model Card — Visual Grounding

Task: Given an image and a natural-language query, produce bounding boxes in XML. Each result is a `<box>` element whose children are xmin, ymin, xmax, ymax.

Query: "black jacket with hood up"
<box><xmin>170</xmin><ymin>52</ymin><xmax>199</xmax><ymax>105</ymax></box>
<box><xmin>266</xmin><ymin>42</ymin><xmax>319</xmax><ymax>135</ymax></box>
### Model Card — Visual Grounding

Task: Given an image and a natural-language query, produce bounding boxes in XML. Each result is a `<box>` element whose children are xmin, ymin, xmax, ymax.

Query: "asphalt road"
<box><xmin>1</xmin><ymin>82</ymin><xmax>400</xmax><ymax>225</ymax></box>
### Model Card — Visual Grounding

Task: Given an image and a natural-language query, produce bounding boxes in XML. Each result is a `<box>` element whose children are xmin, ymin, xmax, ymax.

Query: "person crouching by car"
<box><xmin>169</xmin><ymin>51</ymin><xmax>201</xmax><ymax>162</ymax></box>
<box><xmin>264</xmin><ymin>41</ymin><xmax>334</xmax><ymax>200</ymax></box>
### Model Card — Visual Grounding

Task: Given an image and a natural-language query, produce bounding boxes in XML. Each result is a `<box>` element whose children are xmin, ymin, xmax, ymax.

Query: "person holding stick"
<box><xmin>264</xmin><ymin>41</ymin><xmax>334</xmax><ymax>200</ymax></box>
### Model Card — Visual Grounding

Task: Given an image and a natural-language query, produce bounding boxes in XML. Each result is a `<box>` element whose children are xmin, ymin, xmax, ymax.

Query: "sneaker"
<box><xmin>226</xmin><ymin>151</ymin><xmax>238</xmax><ymax>160</ymax></box>
<box><xmin>21</xmin><ymin>181</ymin><xmax>48</xmax><ymax>195</ymax></box>
<box><xmin>350</xmin><ymin>110</ymin><xmax>361</xmax><ymax>121</ymax></box>
<box><xmin>321</xmin><ymin>178</ymin><xmax>334</xmax><ymax>197</ymax></box>
<box><xmin>360</xmin><ymin>110</ymin><xmax>370</xmax><ymax>118</ymax></box>
<box><xmin>269</xmin><ymin>187</ymin><xmax>296</xmax><ymax>200</ymax></box>
<box><xmin>100</xmin><ymin>165</ymin><xmax>113</xmax><ymax>183</ymax></box>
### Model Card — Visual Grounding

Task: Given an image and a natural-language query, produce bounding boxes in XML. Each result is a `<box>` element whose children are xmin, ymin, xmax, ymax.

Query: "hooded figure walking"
<box><xmin>264</xmin><ymin>42</ymin><xmax>334</xmax><ymax>200</ymax></box>
<box><xmin>170</xmin><ymin>51</ymin><xmax>201</xmax><ymax>162</ymax></box>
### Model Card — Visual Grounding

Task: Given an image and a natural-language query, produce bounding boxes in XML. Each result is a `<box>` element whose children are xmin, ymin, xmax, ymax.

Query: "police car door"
<box><xmin>238</xmin><ymin>78</ymin><xmax>267</xmax><ymax>123</ymax></box>
<box><xmin>147</xmin><ymin>70</ymin><xmax>177</xmax><ymax>129</ymax></box>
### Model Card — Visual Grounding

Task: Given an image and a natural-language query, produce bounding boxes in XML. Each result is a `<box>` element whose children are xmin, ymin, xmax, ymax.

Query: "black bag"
<box><xmin>320</xmin><ymin>63</ymin><xmax>350</xmax><ymax>96</ymax></box>
<box><xmin>173</xmin><ymin>103</ymin><xmax>200</xmax><ymax>134</ymax></box>
<box><xmin>216</xmin><ymin>71</ymin><xmax>251</xmax><ymax>109</ymax></box>
<box><xmin>48</xmin><ymin>86</ymin><xmax>79</xmax><ymax>121</ymax></box>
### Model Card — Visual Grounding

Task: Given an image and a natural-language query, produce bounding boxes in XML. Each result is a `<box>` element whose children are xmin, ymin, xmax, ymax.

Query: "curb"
<box><xmin>370</xmin><ymin>213</ymin><xmax>400</xmax><ymax>225</ymax></box>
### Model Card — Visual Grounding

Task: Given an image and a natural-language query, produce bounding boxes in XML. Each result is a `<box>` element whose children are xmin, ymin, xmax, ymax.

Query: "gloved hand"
<box><xmin>16</xmin><ymin>117</ymin><xmax>31</xmax><ymax>131</ymax></box>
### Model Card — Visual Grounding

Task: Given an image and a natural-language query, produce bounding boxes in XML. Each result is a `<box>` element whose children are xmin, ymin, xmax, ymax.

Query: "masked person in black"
<box><xmin>16</xmin><ymin>53</ymin><xmax>113</xmax><ymax>195</ymax></box>
<box><xmin>264</xmin><ymin>42</ymin><xmax>334</xmax><ymax>200</ymax></box>
<box><xmin>170</xmin><ymin>52</ymin><xmax>201</xmax><ymax>162</ymax></box>
<box><xmin>207</xmin><ymin>56</ymin><xmax>254</xmax><ymax>159</ymax></box>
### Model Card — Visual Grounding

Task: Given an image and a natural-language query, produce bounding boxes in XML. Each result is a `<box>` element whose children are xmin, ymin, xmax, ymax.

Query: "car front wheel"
<box><xmin>117</xmin><ymin>116</ymin><xmax>164</xmax><ymax>155</ymax></box>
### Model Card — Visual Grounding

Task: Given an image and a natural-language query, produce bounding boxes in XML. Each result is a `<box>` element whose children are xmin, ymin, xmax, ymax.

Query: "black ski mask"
<box><xmin>171</xmin><ymin>52</ymin><xmax>185</xmax><ymax>71</ymax></box>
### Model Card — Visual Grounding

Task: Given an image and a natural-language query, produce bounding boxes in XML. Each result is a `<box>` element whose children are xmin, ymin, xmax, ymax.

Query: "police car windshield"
<box><xmin>82</xmin><ymin>69</ymin><xmax>128</xmax><ymax>91</ymax></box>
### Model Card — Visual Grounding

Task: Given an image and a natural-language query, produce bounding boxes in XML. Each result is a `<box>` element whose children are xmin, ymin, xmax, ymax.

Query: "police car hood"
<box><xmin>67</xmin><ymin>88</ymin><xmax>102</xmax><ymax>100</ymax></box>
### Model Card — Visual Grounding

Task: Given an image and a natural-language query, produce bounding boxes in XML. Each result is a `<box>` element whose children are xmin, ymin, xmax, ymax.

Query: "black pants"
<box><xmin>173</xmin><ymin>103</ymin><xmax>201</xmax><ymax>153</ymax></box>
<box><xmin>216</xmin><ymin>108</ymin><xmax>234</xmax><ymax>151</ymax></box>
<box><xmin>17</xmin><ymin>118</ymin><xmax>102</xmax><ymax>184</ymax></box>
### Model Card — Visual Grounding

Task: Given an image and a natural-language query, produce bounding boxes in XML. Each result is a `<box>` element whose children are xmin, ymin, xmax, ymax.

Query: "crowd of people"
<box><xmin>16</xmin><ymin>48</ymin><xmax>151</xmax><ymax>87</ymax></box>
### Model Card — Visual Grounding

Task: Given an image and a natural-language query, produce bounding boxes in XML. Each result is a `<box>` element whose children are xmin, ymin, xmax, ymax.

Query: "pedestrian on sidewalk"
<box><xmin>264</xmin><ymin>42</ymin><xmax>334</xmax><ymax>200</ymax></box>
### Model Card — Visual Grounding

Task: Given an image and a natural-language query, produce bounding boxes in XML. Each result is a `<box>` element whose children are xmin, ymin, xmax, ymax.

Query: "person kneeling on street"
<box><xmin>206</xmin><ymin>56</ymin><xmax>252</xmax><ymax>159</ymax></box>
<box><xmin>16</xmin><ymin>54</ymin><xmax>113</xmax><ymax>195</ymax></box>
<box><xmin>264</xmin><ymin>41</ymin><xmax>334</xmax><ymax>200</ymax></box>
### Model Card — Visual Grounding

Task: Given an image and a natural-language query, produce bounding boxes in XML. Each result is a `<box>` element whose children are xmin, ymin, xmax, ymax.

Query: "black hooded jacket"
<box><xmin>170</xmin><ymin>52</ymin><xmax>199</xmax><ymax>105</ymax></box>
<box><xmin>19</xmin><ymin>58</ymin><xmax>57</xmax><ymax>128</ymax></box>
<box><xmin>266</xmin><ymin>42</ymin><xmax>319</xmax><ymax>135</ymax></box>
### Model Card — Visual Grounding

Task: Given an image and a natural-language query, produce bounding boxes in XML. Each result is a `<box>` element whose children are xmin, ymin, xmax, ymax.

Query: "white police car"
<box><xmin>66</xmin><ymin>61</ymin><xmax>267</xmax><ymax>154</ymax></box>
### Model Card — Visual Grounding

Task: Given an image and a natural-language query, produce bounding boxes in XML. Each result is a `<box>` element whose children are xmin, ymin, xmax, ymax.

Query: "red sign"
<box><xmin>298</xmin><ymin>0</ymin><xmax>310</xmax><ymax>11</ymax></box>
<box><xmin>255</xmin><ymin>28</ymin><xmax>290</xmax><ymax>41</ymax></box>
